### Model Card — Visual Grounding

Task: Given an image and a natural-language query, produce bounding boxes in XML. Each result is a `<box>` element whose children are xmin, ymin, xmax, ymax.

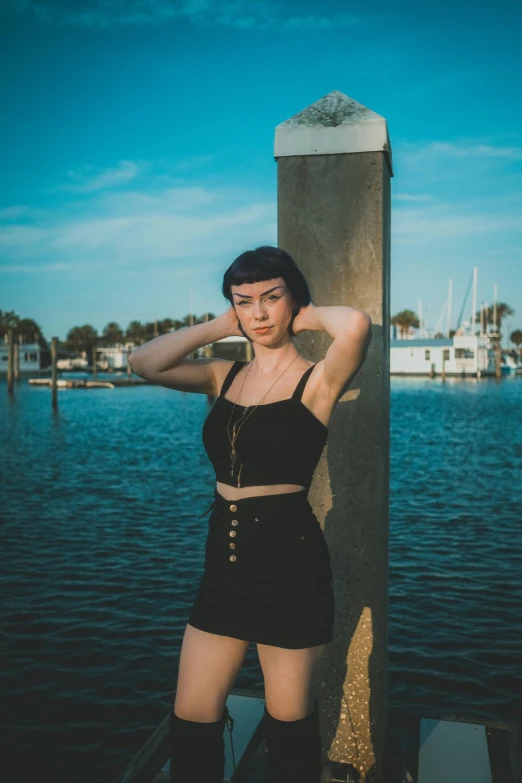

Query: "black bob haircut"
<box><xmin>222</xmin><ymin>245</ymin><xmax>314</xmax><ymax>340</ymax></box>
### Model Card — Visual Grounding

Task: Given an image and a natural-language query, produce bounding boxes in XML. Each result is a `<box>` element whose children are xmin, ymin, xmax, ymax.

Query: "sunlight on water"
<box><xmin>1</xmin><ymin>374</ymin><xmax>521</xmax><ymax>782</ymax></box>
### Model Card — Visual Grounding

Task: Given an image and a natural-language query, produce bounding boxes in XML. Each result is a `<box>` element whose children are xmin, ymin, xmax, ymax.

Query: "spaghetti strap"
<box><xmin>291</xmin><ymin>364</ymin><xmax>316</xmax><ymax>402</ymax></box>
<box><xmin>219</xmin><ymin>360</ymin><xmax>245</xmax><ymax>398</ymax></box>
<box><xmin>202</xmin><ymin>357</ymin><xmax>328</xmax><ymax>491</ymax></box>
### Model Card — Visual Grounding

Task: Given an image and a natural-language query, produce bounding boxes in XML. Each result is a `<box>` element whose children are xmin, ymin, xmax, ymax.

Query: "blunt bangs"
<box><xmin>222</xmin><ymin>245</ymin><xmax>313</xmax><ymax>338</ymax></box>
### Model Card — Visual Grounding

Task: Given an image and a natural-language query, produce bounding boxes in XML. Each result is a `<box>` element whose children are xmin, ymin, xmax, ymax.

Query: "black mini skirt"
<box><xmin>187</xmin><ymin>488</ymin><xmax>334</xmax><ymax>649</ymax></box>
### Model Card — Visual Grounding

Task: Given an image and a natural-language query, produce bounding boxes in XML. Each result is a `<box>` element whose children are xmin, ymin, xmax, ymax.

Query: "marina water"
<box><xmin>1</xmin><ymin>374</ymin><xmax>521</xmax><ymax>782</ymax></box>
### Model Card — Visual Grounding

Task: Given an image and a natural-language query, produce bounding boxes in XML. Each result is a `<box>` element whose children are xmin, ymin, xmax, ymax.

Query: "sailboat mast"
<box><xmin>493</xmin><ymin>283</ymin><xmax>498</xmax><ymax>336</ymax></box>
<box><xmin>447</xmin><ymin>278</ymin><xmax>453</xmax><ymax>337</ymax></box>
<box><xmin>471</xmin><ymin>266</ymin><xmax>477</xmax><ymax>336</ymax></box>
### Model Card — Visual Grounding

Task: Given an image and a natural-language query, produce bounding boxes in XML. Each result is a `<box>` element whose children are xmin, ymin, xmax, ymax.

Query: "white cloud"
<box><xmin>394</xmin><ymin>204</ymin><xmax>522</xmax><ymax>245</ymax></box>
<box><xmin>0</xmin><ymin>262</ymin><xmax>94</xmax><ymax>273</ymax></box>
<box><xmin>0</xmin><ymin>205</ymin><xmax>32</xmax><ymax>221</ymax></box>
<box><xmin>8</xmin><ymin>0</ymin><xmax>362</xmax><ymax>30</ymax></box>
<box><xmin>60</xmin><ymin>160</ymin><xmax>142</xmax><ymax>192</ymax></box>
<box><xmin>391</xmin><ymin>138</ymin><xmax>522</xmax><ymax>243</ymax></box>
<box><xmin>46</xmin><ymin>155</ymin><xmax>223</xmax><ymax>197</ymax></box>
<box><xmin>393</xmin><ymin>194</ymin><xmax>434</xmax><ymax>202</ymax></box>
<box><xmin>95</xmin><ymin>186</ymin><xmax>219</xmax><ymax>214</ymax></box>
<box><xmin>0</xmin><ymin>176</ymin><xmax>276</xmax><ymax>274</ymax></box>
<box><xmin>2</xmin><ymin>145</ymin><xmax>520</xmax><ymax>279</ymax></box>
<box><xmin>0</xmin><ymin>224</ymin><xmax>48</xmax><ymax>248</ymax></box>
<box><xmin>174</xmin><ymin>154</ymin><xmax>220</xmax><ymax>172</ymax></box>
<box><xmin>396</xmin><ymin>138</ymin><xmax>522</xmax><ymax>169</ymax></box>
<box><xmin>430</xmin><ymin>142</ymin><xmax>522</xmax><ymax>160</ymax></box>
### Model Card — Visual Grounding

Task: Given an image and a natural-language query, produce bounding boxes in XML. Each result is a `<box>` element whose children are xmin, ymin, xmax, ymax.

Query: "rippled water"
<box><xmin>1</xmin><ymin>373</ymin><xmax>521</xmax><ymax>782</ymax></box>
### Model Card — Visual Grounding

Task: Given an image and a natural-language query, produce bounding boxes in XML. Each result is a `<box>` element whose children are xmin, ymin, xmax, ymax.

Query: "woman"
<box><xmin>129</xmin><ymin>245</ymin><xmax>372</xmax><ymax>783</ymax></box>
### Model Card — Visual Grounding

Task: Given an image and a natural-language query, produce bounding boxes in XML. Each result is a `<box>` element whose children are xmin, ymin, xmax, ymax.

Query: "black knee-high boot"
<box><xmin>263</xmin><ymin>697</ymin><xmax>322</xmax><ymax>783</ymax></box>
<box><xmin>169</xmin><ymin>705</ymin><xmax>232</xmax><ymax>783</ymax></box>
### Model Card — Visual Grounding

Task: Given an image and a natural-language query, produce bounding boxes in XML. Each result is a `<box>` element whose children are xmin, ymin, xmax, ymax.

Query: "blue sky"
<box><xmin>1</xmin><ymin>0</ymin><xmax>521</xmax><ymax>345</ymax></box>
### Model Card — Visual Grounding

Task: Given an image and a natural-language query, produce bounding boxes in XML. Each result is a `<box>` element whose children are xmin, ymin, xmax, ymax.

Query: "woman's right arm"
<box><xmin>128</xmin><ymin>307</ymin><xmax>242</xmax><ymax>395</ymax></box>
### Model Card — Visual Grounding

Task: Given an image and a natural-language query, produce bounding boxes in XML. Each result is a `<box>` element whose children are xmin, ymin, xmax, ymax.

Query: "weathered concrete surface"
<box><xmin>274</xmin><ymin>89</ymin><xmax>393</xmax><ymax>173</ymax></box>
<box><xmin>275</xmin><ymin>91</ymin><xmax>392</xmax><ymax>783</ymax></box>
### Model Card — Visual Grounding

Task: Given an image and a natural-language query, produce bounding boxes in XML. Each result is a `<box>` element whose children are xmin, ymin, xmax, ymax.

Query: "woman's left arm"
<box><xmin>293</xmin><ymin>305</ymin><xmax>372</xmax><ymax>399</ymax></box>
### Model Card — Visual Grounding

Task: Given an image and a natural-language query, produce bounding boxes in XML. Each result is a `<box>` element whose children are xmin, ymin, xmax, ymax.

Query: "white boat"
<box><xmin>501</xmin><ymin>354</ymin><xmax>522</xmax><ymax>374</ymax></box>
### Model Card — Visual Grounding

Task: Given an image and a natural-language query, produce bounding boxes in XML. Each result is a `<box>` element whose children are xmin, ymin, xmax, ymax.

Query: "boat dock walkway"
<box><xmin>28</xmin><ymin>378</ymin><xmax>149</xmax><ymax>389</ymax></box>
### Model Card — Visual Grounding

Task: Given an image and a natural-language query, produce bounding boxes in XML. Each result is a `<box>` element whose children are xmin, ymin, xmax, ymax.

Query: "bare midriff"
<box><xmin>215</xmin><ymin>481</ymin><xmax>307</xmax><ymax>500</ymax></box>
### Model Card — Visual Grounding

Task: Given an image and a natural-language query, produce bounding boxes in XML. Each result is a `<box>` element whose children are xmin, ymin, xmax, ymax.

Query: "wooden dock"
<box><xmin>28</xmin><ymin>378</ymin><xmax>149</xmax><ymax>389</ymax></box>
<box><xmin>115</xmin><ymin>689</ymin><xmax>521</xmax><ymax>783</ymax></box>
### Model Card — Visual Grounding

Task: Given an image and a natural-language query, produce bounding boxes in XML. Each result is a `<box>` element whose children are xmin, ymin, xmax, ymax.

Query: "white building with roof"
<box><xmin>96</xmin><ymin>343</ymin><xmax>135</xmax><ymax>370</ymax></box>
<box><xmin>390</xmin><ymin>334</ymin><xmax>496</xmax><ymax>376</ymax></box>
<box><xmin>0</xmin><ymin>341</ymin><xmax>44</xmax><ymax>374</ymax></box>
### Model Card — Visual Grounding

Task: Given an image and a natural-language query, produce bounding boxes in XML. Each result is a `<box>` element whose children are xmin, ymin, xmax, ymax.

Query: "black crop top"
<box><xmin>202</xmin><ymin>360</ymin><xmax>328</xmax><ymax>489</ymax></box>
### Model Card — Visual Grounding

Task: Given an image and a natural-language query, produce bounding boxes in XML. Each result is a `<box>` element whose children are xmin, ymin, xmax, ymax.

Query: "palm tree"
<box><xmin>391</xmin><ymin>309</ymin><xmax>419</xmax><ymax>338</ymax></box>
<box><xmin>0</xmin><ymin>309</ymin><xmax>19</xmax><ymax>337</ymax></box>
<box><xmin>100</xmin><ymin>322</ymin><xmax>125</xmax><ymax>346</ymax></box>
<box><xmin>0</xmin><ymin>310</ymin><xmax>47</xmax><ymax>349</ymax></box>
<box><xmin>477</xmin><ymin>302</ymin><xmax>515</xmax><ymax>335</ymax></box>
<box><xmin>510</xmin><ymin>329</ymin><xmax>522</xmax><ymax>354</ymax></box>
<box><xmin>64</xmin><ymin>324</ymin><xmax>99</xmax><ymax>357</ymax></box>
<box><xmin>125</xmin><ymin>320</ymin><xmax>148</xmax><ymax>346</ymax></box>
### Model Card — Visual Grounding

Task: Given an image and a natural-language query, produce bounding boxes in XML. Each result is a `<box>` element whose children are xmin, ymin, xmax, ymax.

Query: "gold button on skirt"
<box><xmin>187</xmin><ymin>489</ymin><xmax>334</xmax><ymax>648</ymax></box>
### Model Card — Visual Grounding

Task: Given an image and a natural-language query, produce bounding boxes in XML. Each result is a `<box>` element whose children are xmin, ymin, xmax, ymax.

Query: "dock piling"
<box><xmin>275</xmin><ymin>89</ymin><xmax>392</xmax><ymax>782</ymax></box>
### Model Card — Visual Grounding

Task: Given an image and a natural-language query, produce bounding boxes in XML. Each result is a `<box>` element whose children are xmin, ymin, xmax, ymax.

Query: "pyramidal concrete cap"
<box><xmin>274</xmin><ymin>89</ymin><xmax>393</xmax><ymax>175</ymax></box>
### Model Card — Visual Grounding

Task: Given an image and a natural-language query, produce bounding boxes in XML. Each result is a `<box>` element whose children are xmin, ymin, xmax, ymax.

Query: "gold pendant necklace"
<box><xmin>229</xmin><ymin>405</ymin><xmax>249</xmax><ymax>478</ymax></box>
<box><xmin>226</xmin><ymin>353</ymin><xmax>300</xmax><ymax>487</ymax></box>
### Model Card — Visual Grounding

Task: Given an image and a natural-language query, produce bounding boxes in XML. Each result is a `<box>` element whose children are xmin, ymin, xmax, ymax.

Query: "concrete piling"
<box><xmin>51</xmin><ymin>337</ymin><xmax>58</xmax><ymax>409</ymax></box>
<box><xmin>275</xmin><ymin>90</ymin><xmax>393</xmax><ymax>782</ymax></box>
<box><xmin>7</xmin><ymin>328</ymin><xmax>14</xmax><ymax>394</ymax></box>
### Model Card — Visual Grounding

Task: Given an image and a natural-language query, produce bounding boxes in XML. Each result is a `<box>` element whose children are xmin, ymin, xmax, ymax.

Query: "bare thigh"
<box><xmin>257</xmin><ymin>642</ymin><xmax>328</xmax><ymax>720</ymax></box>
<box><xmin>173</xmin><ymin>622</ymin><xmax>249</xmax><ymax>721</ymax></box>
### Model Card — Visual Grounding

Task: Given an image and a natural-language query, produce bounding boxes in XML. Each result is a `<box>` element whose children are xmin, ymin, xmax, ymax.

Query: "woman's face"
<box><xmin>230</xmin><ymin>277</ymin><xmax>294</xmax><ymax>341</ymax></box>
